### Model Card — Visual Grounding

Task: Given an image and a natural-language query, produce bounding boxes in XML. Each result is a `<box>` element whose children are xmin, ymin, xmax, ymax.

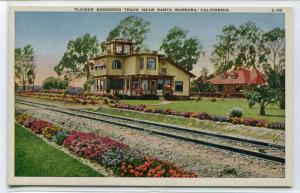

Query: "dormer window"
<box><xmin>106</xmin><ymin>39</ymin><xmax>134</xmax><ymax>55</ymax></box>
<box><xmin>112</xmin><ymin>60</ymin><xmax>122</xmax><ymax>69</ymax></box>
<box><xmin>116</xmin><ymin>44</ymin><xmax>122</xmax><ymax>54</ymax></box>
<box><xmin>124</xmin><ymin>45</ymin><xmax>130</xmax><ymax>54</ymax></box>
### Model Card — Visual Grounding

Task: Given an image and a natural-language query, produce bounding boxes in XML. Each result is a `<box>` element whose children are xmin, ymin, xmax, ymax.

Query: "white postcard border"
<box><xmin>7</xmin><ymin>5</ymin><xmax>294</xmax><ymax>187</ymax></box>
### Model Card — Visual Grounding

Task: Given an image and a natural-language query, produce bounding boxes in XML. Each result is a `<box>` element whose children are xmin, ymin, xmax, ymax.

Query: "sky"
<box><xmin>15</xmin><ymin>11</ymin><xmax>285</xmax><ymax>86</ymax></box>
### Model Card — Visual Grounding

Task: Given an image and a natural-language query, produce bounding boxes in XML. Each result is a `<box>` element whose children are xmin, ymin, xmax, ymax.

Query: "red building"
<box><xmin>207</xmin><ymin>68</ymin><xmax>266</xmax><ymax>93</ymax></box>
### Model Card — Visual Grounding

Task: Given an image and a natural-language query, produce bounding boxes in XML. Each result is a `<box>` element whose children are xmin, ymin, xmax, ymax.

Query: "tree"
<box><xmin>27</xmin><ymin>64</ymin><xmax>36</xmax><ymax>90</ymax></box>
<box><xmin>160</xmin><ymin>26</ymin><xmax>203</xmax><ymax>71</ymax></box>
<box><xmin>261</xmin><ymin>28</ymin><xmax>285</xmax><ymax>109</ymax></box>
<box><xmin>247</xmin><ymin>85</ymin><xmax>277</xmax><ymax>116</ymax></box>
<box><xmin>211</xmin><ymin>22</ymin><xmax>268</xmax><ymax>74</ymax></box>
<box><xmin>15</xmin><ymin>45</ymin><xmax>36</xmax><ymax>90</ymax></box>
<box><xmin>234</xmin><ymin>22</ymin><xmax>267</xmax><ymax>69</ymax></box>
<box><xmin>106</xmin><ymin>16</ymin><xmax>151</xmax><ymax>51</ymax></box>
<box><xmin>42</xmin><ymin>77</ymin><xmax>69</xmax><ymax>90</ymax></box>
<box><xmin>54</xmin><ymin>33</ymin><xmax>100</xmax><ymax>90</ymax></box>
<box><xmin>247</xmin><ymin>69</ymin><xmax>285</xmax><ymax>115</ymax></box>
<box><xmin>211</xmin><ymin>25</ymin><xmax>237</xmax><ymax>74</ymax></box>
<box><xmin>190</xmin><ymin>80</ymin><xmax>199</xmax><ymax>92</ymax></box>
<box><xmin>267</xmin><ymin>68</ymin><xmax>285</xmax><ymax>109</ymax></box>
<box><xmin>262</xmin><ymin>28</ymin><xmax>285</xmax><ymax>72</ymax></box>
<box><xmin>200</xmin><ymin>67</ymin><xmax>209</xmax><ymax>77</ymax></box>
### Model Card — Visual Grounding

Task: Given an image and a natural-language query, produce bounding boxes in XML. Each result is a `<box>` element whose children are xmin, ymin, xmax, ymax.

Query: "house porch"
<box><xmin>94</xmin><ymin>75</ymin><xmax>174</xmax><ymax>96</ymax></box>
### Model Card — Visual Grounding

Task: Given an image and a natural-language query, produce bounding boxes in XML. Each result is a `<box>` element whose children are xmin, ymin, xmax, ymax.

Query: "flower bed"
<box><xmin>118</xmin><ymin>156</ymin><xmax>197</xmax><ymax>177</ymax></box>
<box><xmin>15</xmin><ymin>112</ymin><xmax>197</xmax><ymax>178</ymax></box>
<box><xmin>109</xmin><ymin>103</ymin><xmax>285</xmax><ymax>130</ymax></box>
<box><xmin>16</xmin><ymin>90</ymin><xmax>113</xmax><ymax>105</ymax></box>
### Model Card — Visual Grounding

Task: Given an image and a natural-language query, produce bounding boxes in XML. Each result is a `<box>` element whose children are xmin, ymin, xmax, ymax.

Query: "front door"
<box><xmin>150</xmin><ymin>80</ymin><xmax>156</xmax><ymax>94</ymax></box>
<box><xmin>142</xmin><ymin>80</ymin><xmax>148</xmax><ymax>94</ymax></box>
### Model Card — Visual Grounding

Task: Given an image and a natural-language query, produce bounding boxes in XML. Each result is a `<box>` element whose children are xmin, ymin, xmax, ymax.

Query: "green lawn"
<box><xmin>15</xmin><ymin>124</ymin><xmax>103</xmax><ymax>177</ymax></box>
<box><xmin>120</xmin><ymin>99</ymin><xmax>160</xmax><ymax>105</ymax></box>
<box><xmin>121</xmin><ymin>98</ymin><xmax>284</xmax><ymax>122</ymax></box>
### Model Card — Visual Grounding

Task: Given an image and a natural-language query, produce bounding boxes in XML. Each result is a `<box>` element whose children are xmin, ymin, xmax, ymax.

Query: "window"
<box><xmin>124</xmin><ymin>45</ymin><xmax>130</xmax><ymax>54</ymax></box>
<box><xmin>139</xmin><ymin>58</ymin><xmax>144</xmax><ymax>70</ymax></box>
<box><xmin>157</xmin><ymin>80</ymin><xmax>163</xmax><ymax>90</ymax></box>
<box><xmin>103</xmin><ymin>79</ymin><xmax>107</xmax><ymax>90</ymax></box>
<box><xmin>131</xmin><ymin>79</ymin><xmax>138</xmax><ymax>89</ymax></box>
<box><xmin>116</xmin><ymin>44</ymin><xmax>122</xmax><ymax>54</ymax></box>
<box><xmin>147</xmin><ymin>58</ymin><xmax>156</xmax><ymax>70</ymax></box>
<box><xmin>164</xmin><ymin>79</ymin><xmax>170</xmax><ymax>85</ymax></box>
<box><xmin>218</xmin><ymin>85</ymin><xmax>224</xmax><ymax>92</ymax></box>
<box><xmin>142</xmin><ymin>80</ymin><xmax>148</xmax><ymax>90</ymax></box>
<box><xmin>161</xmin><ymin>68</ymin><xmax>166</xmax><ymax>74</ymax></box>
<box><xmin>112</xmin><ymin>60</ymin><xmax>122</xmax><ymax>69</ymax></box>
<box><xmin>110</xmin><ymin>78</ymin><xmax>124</xmax><ymax>90</ymax></box>
<box><xmin>126</xmin><ymin>79</ymin><xmax>130</xmax><ymax>89</ymax></box>
<box><xmin>175</xmin><ymin>81</ymin><xmax>183</xmax><ymax>92</ymax></box>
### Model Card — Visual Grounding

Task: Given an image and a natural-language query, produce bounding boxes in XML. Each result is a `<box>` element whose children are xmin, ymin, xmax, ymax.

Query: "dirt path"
<box><xmin>151</xmin><ymin>100</ymin><xmax>174</xmax><ymax>106</ymax></box>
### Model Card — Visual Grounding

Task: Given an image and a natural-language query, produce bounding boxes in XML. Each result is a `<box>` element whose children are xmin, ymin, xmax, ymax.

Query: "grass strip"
<box><xmin>121</xmin><ymin>99</ymin><xmax>284</xmax><ymax>122</ymax></box>
<box><xmin>15</xmin><ymin>123</ymin><xmax>103</xmax><ymax>177</ymax></box>
<box><xmin>95</xmin><ymin>107</ymin><xmax>284</xmax><ymax>144</ymax></box>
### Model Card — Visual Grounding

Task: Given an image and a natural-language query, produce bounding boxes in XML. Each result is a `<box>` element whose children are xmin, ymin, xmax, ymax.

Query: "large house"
<box><xmin>207</xmin><ymin>68</ymin><xmax>266</xmax><ymax>93</ymax></box>
<box><xmin>89</xmin><ymin>39</ymin><xmax>196</xmax><ymax>96</ymax></box>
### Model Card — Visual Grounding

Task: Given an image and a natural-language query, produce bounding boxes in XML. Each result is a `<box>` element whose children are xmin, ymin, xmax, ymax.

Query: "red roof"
<box><xmin>94</xmin><ymin>63</ymin><xmax>106</xmax><ymax>68</ymax></box>
<box><xmin>207</xmin><ymin>69</ymin><xmax>266</xmax><ymax>85</ymax></box>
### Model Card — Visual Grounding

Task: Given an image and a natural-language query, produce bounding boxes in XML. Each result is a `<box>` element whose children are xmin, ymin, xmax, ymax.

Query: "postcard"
<box><xmin>7</xmin><ymin>5</ymin><xmax>293</xmax><ymax>186</ymax></box>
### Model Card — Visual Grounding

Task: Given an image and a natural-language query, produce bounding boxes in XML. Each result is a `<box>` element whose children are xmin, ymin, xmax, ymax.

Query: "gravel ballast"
<box><xmin>16</xmin><ymin>102</ymin><xmax>285</xmax><ymax>178</ymax></box>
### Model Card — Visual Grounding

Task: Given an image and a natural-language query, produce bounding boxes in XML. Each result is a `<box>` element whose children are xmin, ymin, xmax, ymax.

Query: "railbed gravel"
<box><xmin>16</xmin><ymin>103</ymin><xmax>284</xmax><ymax>178</ymax></box>
<box><xmin>17</xmin><ymin>96</ymin><xmax>285</xmax><ymax>145</ymax></box>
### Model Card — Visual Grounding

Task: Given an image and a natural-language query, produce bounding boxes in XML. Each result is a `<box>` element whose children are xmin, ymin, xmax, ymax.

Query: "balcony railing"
<box><xmin>93</xmin><ymin>69</ymin><xmax>107</xmax><ymax>76</ymax></box>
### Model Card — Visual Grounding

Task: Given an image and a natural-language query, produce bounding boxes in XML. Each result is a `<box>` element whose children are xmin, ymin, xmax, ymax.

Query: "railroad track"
<box><xmin>16</xmin><ymin>99</ymin><xmax>285</xmax><ymax>164</ymax></box>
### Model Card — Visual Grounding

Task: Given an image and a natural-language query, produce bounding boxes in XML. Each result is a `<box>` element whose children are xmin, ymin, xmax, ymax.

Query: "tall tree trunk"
<box><xmin>260</xmin><ymin>103</ymin><xmax>266</xmax><ymax>116</ymax></box>
<box><xmin>273</xmin><ymin>51</ymin><xmax>277</xmax><ymax>72</ymax></box>
<box><xmin>32</xmin><ymin>82</ymin><xmax>35</xmax><ymax>91</ymax></box>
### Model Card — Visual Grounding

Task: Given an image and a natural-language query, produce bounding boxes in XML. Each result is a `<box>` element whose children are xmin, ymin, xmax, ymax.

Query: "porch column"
<box><xmin>123</xmin><ymin>77</ymin><xmax>126</xmax><ymax>95</ymax></box>
<box><xmin>129</xmin><ymin>77</ymin><xmax>132</xmax><ymax>96</ymax></box>
<box><xmin>124</xmin><ymin>77</ymin><xmax>127</xmax><ymax>94</ymax></box>
<box><xmin>171</xmin><ymin>78</ymin><xmax>174</xmax><ymax>95</ymax></box>
<box><xmin>107</xmin><ymin>78</ymin><xmax>110</xmax><ymax>94</ymax></box>
<box><xmin>95</xmin><ymin>78</ymin><xmax>98</xmax><ymax>92</ymax></box>
<box><xmin>100</xmin><ymin>78</ymin><xmax>103</xmax><ymax>93</ymax></box>
<box><xmin>98</xmin><ymin>78</ymin><xmax>100</xmax><ymax>93</ymax></box>
<box><xmin>148</xmin><ymin>78</ymin><xmax>150</xmax><ymax>94</ymax></box>
<box><xmin>139</xmin><ymin>77</ymin><xmax>142</xmax><ymax>95</ymax></box>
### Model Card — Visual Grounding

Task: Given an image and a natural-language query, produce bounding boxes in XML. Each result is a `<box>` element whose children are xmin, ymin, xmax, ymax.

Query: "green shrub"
<box><xmin>227</xmin><ymin>107</ymin><xmax>243</xmax><ymax>118</ymax></box>
<box><xmin>54</xmin><ymin>131</ymin><xmax>69</xmax><ymax>145</ymax></box>
<box><xmin>42</xmin><ymin>77</ymin><xmax>69</xmax><ymax>90</ymax></box>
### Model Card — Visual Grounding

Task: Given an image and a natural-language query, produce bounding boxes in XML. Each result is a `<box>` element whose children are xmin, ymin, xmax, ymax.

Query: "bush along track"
<box><xmin>16</xmin><ymin>90</ymin><xmax>113</xmax><ymax>105</ymax></box>
<box><xmin>16</xmin><ymin>91</ymin><xmax>284</xmax><ymax>129</ymax></box>
<box><xmin>108</xmin><ymin>102</ymin><xmax>285</xmax><ymax>130</ymax></box>
<box><xmin>15</xmin><ymin>110</ymin><xmax>197</xmax><ymax>178</ymax></box>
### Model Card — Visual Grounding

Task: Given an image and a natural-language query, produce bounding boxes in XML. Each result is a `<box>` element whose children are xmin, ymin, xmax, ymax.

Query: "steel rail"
<box><xmin>70</xmin><ymin>108</ymin><xmax>285</xmax><ymax>150</ymax></box>
<box><xmin>16</xmin><ymin>98</ymin><xmax>285</xmax><ymax>149</ymax></box>
<box><xmin>16</xmin><ymin>99</ymin><xmax>285</xmax><ymax>164</ymax></box>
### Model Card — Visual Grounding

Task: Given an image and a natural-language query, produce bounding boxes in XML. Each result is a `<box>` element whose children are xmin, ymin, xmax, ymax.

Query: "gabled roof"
<box><xmin>207</xmin><ymin>68</ymin><xmax>266</xmax><ymax>85</ymax></box>
<box><xmin>160</xmin><ymin>57</ymin><xmax>196</xmax><ymax>78</ymax></box>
